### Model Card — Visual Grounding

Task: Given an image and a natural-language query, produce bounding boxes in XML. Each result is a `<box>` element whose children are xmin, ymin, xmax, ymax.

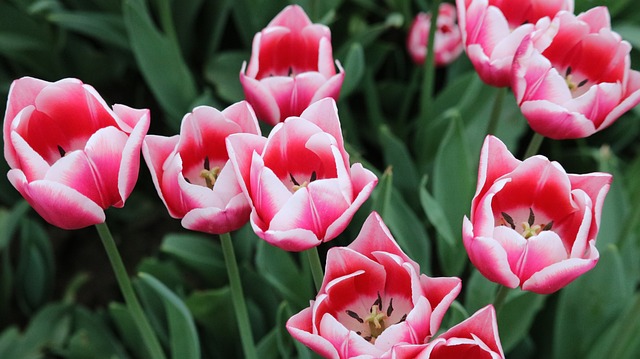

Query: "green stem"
<box><xmin>307</xmin><ymin>246</ymin><xmax>324</xmax><ymax>292</ymax></box>
<box><xmin>418</xmin><ymin>0</ymin><xmax>441</xmax><ymax>120</ymax></box>
<box><xmin>95</xmin><ymin>222</ymin><xmax>166</xmax><ymax>359</ymax></box>
<box><xmin>220</xmin><ymin>232</ymin><xmax>257</xmax><ymax>359</ymax></box>
<box><xmin>524</xmin><ymin>132</ymin><xmax>545</xmax><ymax>159</ymax></box>
<box><xmin>493</xmin><ymin>285</ymin><xmax>511</xmax><ymax>315</ymax></box>
<box><xmin>486</xmin><ymin>87</ymin><xmax>506</xmax><ymax>135</ymax></box>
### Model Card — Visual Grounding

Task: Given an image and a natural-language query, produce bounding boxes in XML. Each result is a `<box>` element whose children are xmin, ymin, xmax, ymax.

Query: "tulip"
<box><xmin>226</xmin><ymin>98</ymin><xmax>377</xmax><ymax>251</ymax></box>
<box><xmin>240</xmin><ymin>5</ymin><xmax>344</xmax><ymax>126</ymax></box>
<box><xmin>143</xmin><ymin>102</ymin><xmax>260</xmax><ymax>234</ymax></box>
<box><xmin>407</xmin><ymin>3</ymin><xmax>464</xmax><ymax>66</ymax></box>
<box><xmin>463</xmin><ymin>135</ymin><xmax>612</xmax><ymax>294</ymax></box>
<box><xmin>286</xmin><ymin>212</ymin><xmax>462</xmax><ymax>358</ymax></box>
<box><xmin>389</xmin><ymin>305</ymin><xmax>504</xmax><ymax>358</ymax></box>
<box><xmin>512</xmin><ymin>7</ymin><xmax>640</xmax><ymax>139</ymax></box>
<box><xmin>456</xmin><ymin>0</ymin><xmax>573</xmax><ymax>87</ymax></box>
<box><xmin>3</xmin><ymin>77</ymin><xmax>149</xmax><ymax>229</ymax></box>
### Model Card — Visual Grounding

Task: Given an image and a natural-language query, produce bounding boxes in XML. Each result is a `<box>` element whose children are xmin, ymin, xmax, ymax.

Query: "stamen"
<box><xmin>290</xmin><ymin>173</ymin><xmax>300</xmax><ymax>186</ymax></box>
<box><xmin>204</xmin><ymin>156</ymin><xmax>210</xmax><ymax>171</ymax></box>
<box><xmin>543</xmin><ymin>221</ymin><xmax>554</xmax><ymax>231</ymax></box>
<box><xmin>502</xmin><ymin>212</ymin><xmax>516</xmax><ymax>230</ymax></box>
<box><xmin>528</xmin><ymin>208</ymin><xmax>535</xmax><ymax>227</ymax></box>
<box><xmin>578</xmin><ymin>79</ymin><xmax>588</xmax><ymax>88</ymax></box>
<box><xmin>398</xmin><ymin>314</ymin><xmax>407</xmax><ymax>323</ymax></box>
<box><xmin>346</xmin><ymin>310</ymin><xmax>364</xmax><ymax>323</ymax></box>
<box><xmin>386</xmin><ymin>298</ymin><xmax>394</xmax><ymax>317</ymax></box>
<box><xmin>310</xmin><ymin>171</ymin><xmax>317</xmax><ymax>182</ymax></box>
<box><xmin>566</xmin><ymin>66</ymin><xmax>572</xmax><ymax>76</ymax></box>
<box><xmin>57</xmin><ymin>145</ymin><xmax>66</xmax><ymax>157</ymax></box>
<box><xmin>372</xmin><ymin>292</ymin><xmax>383</xmax><ymax>311</ymax></box>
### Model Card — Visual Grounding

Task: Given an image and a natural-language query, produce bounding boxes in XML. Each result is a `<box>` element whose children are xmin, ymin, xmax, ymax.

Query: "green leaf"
<box><xmin>186</xmin><ymin>287</ymin><xmax>241</xmax><ymax>357</ymax></box>
<box><xmin>419</xmin><ymin>176</ymin><xmax>456</xmax><ymax>247</ymax></box>
<box><xmin>109</xmin><ymin>302</ymin><xmax>150</xmax><ymax>359</ymax></box>
<box><xmin>0</xmin><ymin>200</ymin><xmax>30</xmax><ymax>250</ymax></box>
<box><xmin>46</xmin><ymin>11</ymin><xmax>128</xmax><ymax>49</ymax></box>
<box><xmin>138</xmin><ymin>272</ymin><xmax>200</xmax><ymax>359</ymax></box>
<box><xmin>378</xmin><ymin>125</ymin><xmax>419</xmax><ymax>198</ymax></box>
<box><xmin>255</xmin><ymin>240</ymin><xmax>313</xmax><ymax>309</ymax></box>
<box><xmin>123</xmin><ymin>0</ymin><xmax>198</xmax><ymax>126</ymax></box>
<box><xmin>15</xmin><ymin>219</ymin><xmax>54</xmax><ymax>313</ymax></box>
<box><xmin>464</xmin><ymin>268</ymin><xmax>498</xmax><ymax>314</ymax></box>
<box><xmin>554</xmin><ymin>245</ymin><xmax>633</xmax><ymax>359</ymax></box>
<box><xmin>370</xmin><ymin>166</ymin><xmax>393</xmax><ymax>218</ymax></box>
<box><xmin>340</xmin><ymin>42</ymin><xmax>365</xmax><ymax>97</ymax></box>
<box><xmin>160</xmin><ymin>232</ymin><xmax>227</xmax><ymax>287</ymax></box>
<box><xmin>381</xmin><ymin>189</ymin><xmax>431</xmax><ymax>273</ymax></box>
<box><xmin>204</xmin><ymin>50</ymin><xmax>249</xmax><ymax>103</ymax></box>
<box><xmin>64</xmin><ymin>306</ymin><xmax>129</xmax><ymax>359</ymax></box>
<box><xmin>498</xmin><ymin>290</ymin><xmax>545</xmax><ymax>352</ymax></box>
<box><xmin>432</xmin><ymin>115</ymin><xmax>474</xmax><ymax>276</ymax></box>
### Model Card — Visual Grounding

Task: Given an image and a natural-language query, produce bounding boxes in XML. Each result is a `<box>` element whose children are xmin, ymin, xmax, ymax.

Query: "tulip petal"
<box><xmin>8</xmin><ymin>169</ymin><xmax>105</xmax><ymax>229</ymax></box>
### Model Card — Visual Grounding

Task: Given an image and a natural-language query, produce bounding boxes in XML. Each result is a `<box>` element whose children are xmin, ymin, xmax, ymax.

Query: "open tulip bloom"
<box><xmin>226</xmin><ymin>98</ymin><xmax>377</xmax><ymax>251</ymax></box>
<box><xmin>287</xmin><ymin>212</ymin><xmax>504</xmax><ymax>359</ymax></box>
<box><xmin>143</xmin><ymin>102</ymin><xmax>260</xmax><ymax>234</ymax></box>
<box><xmin>512</xmin><ymin>6</ymin><xmax>640</xmax><ymax>139</ymax></box>
<box><xmin>456</xmin><ymin>0</ymin><xmax>573</xmax><ymax>87</ymax></box>
<box><xmin>406</xmin><ymin>3</ymin><xmax>464</xmax><ymax>67</ymax></box>
<box><xmin>3</xmin><ymin>77</ymin><xmax>150</xmax><ymax>229</ymax></box>
<box><xmin>240</xmin><ymin>5</ymin><xmax>344</xmax><ymax>126</ymax></box>
<box><xmin>463</xmin><ymin>136</ymin><xmax>612</xmax><ymax>294</ymax></box>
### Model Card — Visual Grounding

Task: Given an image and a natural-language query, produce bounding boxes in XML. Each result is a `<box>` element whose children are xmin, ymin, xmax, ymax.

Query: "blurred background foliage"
<box><xmin>0</xmin><ymin>0</ymin><xmax>639</xmax><ymax>358</ymax></box>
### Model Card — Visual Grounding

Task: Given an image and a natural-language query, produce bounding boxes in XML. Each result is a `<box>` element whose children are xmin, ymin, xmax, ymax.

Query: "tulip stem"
<box><xmin>307</xmin><ymin>246</ymin><xmax>324</xmax><ymax>291</ymax></box>
<box><xmin>418</xmin><ymin>0</ymin><xmax>441</xmax><ymax>120</ymax></box>
<box><xmin>493</xmin><ymin>285</ymin><xmax>511</xmax><ymax>315</ymax></box>
<box><xmin>220</xmin><ymin>232</ymin><xmax>257</xmax><ymax>359</ymax></box>
<box><xmin>486</xmin><ymin>87</ymin><xmax>506</xmax><ymax>135</ymax></box>
<box><xmin>95</xmin><ymin>222</ymin><xmax>166</xmax><ymax>359</ymax></box>
<box><xmin>524</xmin><ymin>132</ymin><xmax>545</xmax><ymax>159</ymax></box>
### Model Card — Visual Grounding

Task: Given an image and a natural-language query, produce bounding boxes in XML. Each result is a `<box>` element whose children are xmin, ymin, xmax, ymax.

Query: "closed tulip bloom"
<box><xmin>463</xmin><ymin>136</ymin><xmax>612</xmax><ymax>294</ymax></box>
<box><xmin>512</xmin><ymin>7</ymin><xmax>640</xmax><ymax>139</ymax></box>
<box><xmin>240</xmin><ymin>5</ymin><xmax>344</xmax><ymax>126</ymax></box>
<box><xmin>287</xmin><ymin>212</ymin><xmax>462</xmax><ymax>358</ymax></box>
<box><xmin>456</xmin><ymin>0</ymin><xmax>573</xmax><ymax>87</ymax></box>
<box><xmin>143</xmin><ymin>102</ymin><xmax>260</xmax><ymax>234</ymax></box>
<box><xmin>226</xmin><ymin>98</ymin><xmax>377</xmax><ymax>251</ymax></box>
<box><xmin>3</xmin><ymin>77</ymin><xmax>149</xmax><ymax>229</ymax></box>
<box><xmin>407</xmin><ymin>3</ymin><xmax>463</xmax><ymax>66</ymax></box>
<box><xmin>390</xmin><ymin>305</ymin><xmax>504</xmax><ymax>359</ymax></box>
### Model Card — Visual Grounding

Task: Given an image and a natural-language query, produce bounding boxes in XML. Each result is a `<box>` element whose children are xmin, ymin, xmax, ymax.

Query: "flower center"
<box><xmin>500</xmin><ymin>208</ymin><xmax>553</xmax><ymax>239</ymax></box>
<box><xmin>289</xmin><ymin>171</ymin><xmax>317</xmax><ymax>192</ymax></box>
<box><xmin>564</xmin><ymin>67</ymin><xmax>588</xmax><ymax>94</ymax></box>
<box><xmin>343</xmin><ymin>293</ymin><xmax>406</xmax><ymax>344</ymax></box>
<box><xmin>199</xmin><ymin>156</ymin><xmax>221</xmax><ymax>189</ymax></box>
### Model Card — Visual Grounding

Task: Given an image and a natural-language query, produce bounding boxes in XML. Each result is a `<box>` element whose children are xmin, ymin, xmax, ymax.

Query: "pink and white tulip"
<box><xmin>463</xmin><ymin>136</ymin><xmax>612</xmax><ymax>294</ymax></box>
<box><xmin>389</xmin><ymin>305</ymin><xmax>504</xmax><ymax>358</ymax></box>
<box><xmin>286</xmin><ymin>212</ymin><xmax>462</xmax><ymax>358</ymax></box>
<box><xmin>226</xmin><ymin>98</ymin><xmax>377</xmax><ymax>251</ymax></box>
<box><xmin>456</xmin><ymin>0</ymin><xmax>573</xmax><ymax>87</ymax></box>
<box><xmin>512</xmin><ymin>7</ymin><xmax>640</xmax><ymax>139</ymax></box>
<box><xmin>407</xmin><ymin>3</ymin><xmax>464</xmax><ymax>66</ymax></box>
<box><xmin>3</xmin><ymin>77</ymin><xmax>149</xmax><ymax>229</ymax></box>
<box><xmin>143</xmin><ymin>102</ymin><xmax>260</xmax><ymax>234</ymax></box>
<box><xmin>240</xmin><ymin>5</ymin><xmax>344</xmax><ymax>126</ymax></box>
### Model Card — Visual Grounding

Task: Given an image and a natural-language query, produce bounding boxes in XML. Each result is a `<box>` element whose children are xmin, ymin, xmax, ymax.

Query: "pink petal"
<box><xmin>521</xmin><ymin>240</ymin><xmax>599</xmax><ymax>294</ymax></box>
<box><xmin>84</xmin><ymin>126</ymin><xmax>130</xmax><ymax>208</ymax></box>
<box><xmin>520</xmin><ymin>100</ymin><xmax>596</xmax><ymax>139</ymax></box>
<box><xmin>114</xmin><ymin>106</ymin><xmax>149</xmax><ymax>205</ymax></box>
<box><xmin>287</xmin><ymin>308</ymin><xmax>341</xmax><ymax>359</ymax></box>
<box><xmin>142</xmin><ymin>134</ymin><xmax>183</xmax><ymax>216</ymax></box>
<box><xmin>516</xmin><ymin>230</ymin><xmax>569</xmax><ymax>283</ymax></box>
<box><xmin>435</xmin><ymin>305</ymin><xmax>504</xmax><ymax>358</ymax></box>
<box><xmin>463</xmin><ymin>217</ymin><xmax>520</xmax><ymax>288</ymax></box>
<box><xmin>225</xmin><ymin>132</ymin><xmax>268</xmax><ymax>199</ymax></box>
<box><xmin>239</xmin><ymin>68</ymin><xmax>281</xmax><ymax>125</ymax></box>
<box><xmin>348</xmin><ymin>212</ymin><xmax>416</xmax><ymax>265</ymax></box>
<box><xmin>181</xmin><ymin>192</ymin><xmax>250</xmax><ymax>234</ymax></box>
<box><xmin>257</xmin><ymin>225</ymin><xmax>321</xmax><ymax>251</ymax></box>
<box><xmin>8</xmin><ymin>169</ymin><xmax>105</xmax><ymax>229</ymax></box>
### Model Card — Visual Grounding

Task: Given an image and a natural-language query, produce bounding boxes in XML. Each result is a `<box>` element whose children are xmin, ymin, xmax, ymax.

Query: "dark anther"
<box><xmin>290</xmin><ymin>173</ymin><xmax>300</xmax><ymax>186</ymax></box>
<box><xmin>204</xmin><ymin>156</ymin><xmax>210</xmax><ymax>171</ymax></box>
<box><xmin>502</xmin><ymin>212</ymin><xmax>516</xmax><ymax>230</ymax></box>
<box><xmin>356</xmin><ymin>331</ymin><xmax>361</xmax><ymax>335</ymax></box>
<box><xmin>184</xmin><ymin>177</ymin><xmax>191</xmax><ymax>184</ymax></box>
<box><xmin>566</xmin><ymin>66</ymin><xmax>572</xmax><ymax>76</ymax></box>
<box><xmin>372</xmin><ymin>292</ymin><xmax>383</xmax><ymax>311</ymax></box>
<box><xmin>57</xmin><ymin>145</ymin><xmax>66</xmax><ymax>157</ymax></box>
<box><xmin>398</xmin><ymin>314</ymin><xmax>407</xmax><ymax>323</ymax></box>
<box><xmin>386</xmin><ymin>298</ymin><xmax>394</xmax><ymax>317</ymax></box>
<box><xmin>528</xmin><ymin>208</ymin><xmax>535</xmax><ymax>227</ymax></box>
<box><xmin>288</xmin><ymin>67</ymin><xmax>293</xmax><ymax>76</ymax></box>
<box><xmin>543</xmin><ymin>221</ymin><xmax>554</xmax><ymax>231</ymax></box>
<box><xmin>363</xmin><ymin>336</ymin><xmax>373</xmax><ymax>342</ymax></box>
<box><xmin>310</xmin><ymin>171</ymin><xmax>317</xmax><ymax>182</ymax></box>
<box><xmin>578</xmin><ymin>79</ymin><xmax>588</xmax><ymax>88</ymax></box>
<box><xmin>346</xmin><ymin>310</ymin><xmax>364</xmax><ymax>323</ymax></box>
